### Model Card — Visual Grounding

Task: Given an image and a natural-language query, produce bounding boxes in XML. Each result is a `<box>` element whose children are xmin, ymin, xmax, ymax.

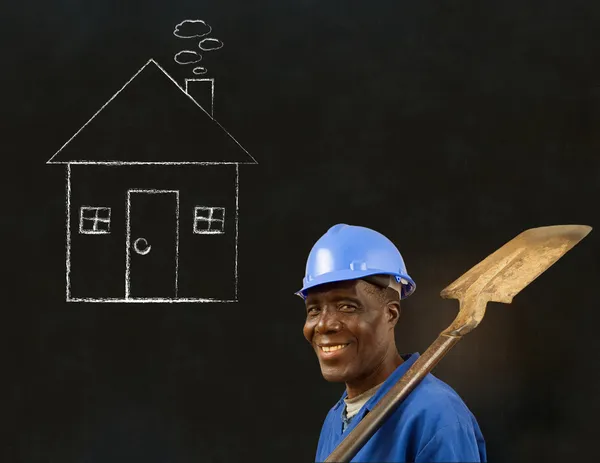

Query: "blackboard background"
<box><xmin>3</xmin><ymin>0</ymin><xmax>599</xmax><ymax>462</ymax></box>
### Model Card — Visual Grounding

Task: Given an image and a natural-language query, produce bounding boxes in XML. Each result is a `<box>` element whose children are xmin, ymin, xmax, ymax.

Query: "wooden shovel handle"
<box><xmin>324</xmin><ymin>334</ymin><xmax>462</xmax><ymax>462</ymax></box>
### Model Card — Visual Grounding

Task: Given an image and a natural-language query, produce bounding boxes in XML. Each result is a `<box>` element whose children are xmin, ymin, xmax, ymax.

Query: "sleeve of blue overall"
<box><xmin>414</xmin><ymin>421</ymin><xmax>487</xmax><ymax>463</ymax></box>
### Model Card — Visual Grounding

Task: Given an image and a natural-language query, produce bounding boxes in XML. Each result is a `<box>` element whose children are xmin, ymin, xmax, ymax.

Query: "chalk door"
<box><xmin>126</xmin><ymin>190</ymin><xmax>179</xmax><ymax>299</ymax></box>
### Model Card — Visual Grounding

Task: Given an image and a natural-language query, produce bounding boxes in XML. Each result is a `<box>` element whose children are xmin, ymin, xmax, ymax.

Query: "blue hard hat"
<box><xmin>296</xmin><ymin>223</ymin><xmax>416</xmax><ymax>300</ymax></box>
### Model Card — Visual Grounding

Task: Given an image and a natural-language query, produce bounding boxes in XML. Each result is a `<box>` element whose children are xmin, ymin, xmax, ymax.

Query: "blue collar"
<box><xmin>333</xmin><ymin>352</ymin><xmax>421</xmax><ymax>414</ymax></box>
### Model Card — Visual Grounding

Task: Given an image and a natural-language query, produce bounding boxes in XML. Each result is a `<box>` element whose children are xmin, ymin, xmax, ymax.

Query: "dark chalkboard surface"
<box><xmin>3</xmin><ymin>2</ymin><xmax>599</xmax><ymax>462</ymax></box>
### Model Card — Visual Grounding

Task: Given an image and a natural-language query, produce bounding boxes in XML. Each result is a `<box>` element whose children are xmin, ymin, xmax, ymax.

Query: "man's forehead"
<box><xmin>305</xmin><ymin>279</ymin><xmax>365</xmax><ymax>302</ymax></box>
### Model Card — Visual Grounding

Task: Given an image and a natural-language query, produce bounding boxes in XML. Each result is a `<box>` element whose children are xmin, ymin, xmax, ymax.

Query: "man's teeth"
<box><xmin>321</xmin><ymin>344</ymin><xmax>348</xmax><ymax>352</ymax></box>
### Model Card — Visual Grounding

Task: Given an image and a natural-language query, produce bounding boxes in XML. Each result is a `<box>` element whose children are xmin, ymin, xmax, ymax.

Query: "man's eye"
<box><xmin>340</xmin><ymin>304</ymin><xmax>357</xmax><ymax>311</ymax></box>
<box><xmin>307</xmin><ymin>307</ymin><xmax>320</xmax><ymax>315</ymax></box>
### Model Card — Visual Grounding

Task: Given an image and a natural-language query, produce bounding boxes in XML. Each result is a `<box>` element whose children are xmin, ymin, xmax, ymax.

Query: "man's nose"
<box><xmin>316</xmin><ymin>309</ymin><xmax>342</xmax><ymax>333</ymax></box>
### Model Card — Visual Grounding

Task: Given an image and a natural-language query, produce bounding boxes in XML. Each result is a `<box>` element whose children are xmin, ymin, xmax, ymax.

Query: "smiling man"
<box><xmin>298</xmin><ymin>224</ymin><xmax>487</xmax><ymax>463</ymax></box>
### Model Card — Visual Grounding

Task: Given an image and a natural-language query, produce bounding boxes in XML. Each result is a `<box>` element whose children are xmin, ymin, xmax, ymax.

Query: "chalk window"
<box><xmin>193</xmin><ymin>206</ymin><xmax>225</xmax><ymax>234</ymax></box>
<box><xmin>79</xmin><ymin>206</ymin><xmax>111</xmax><ymax>234</ymax></box>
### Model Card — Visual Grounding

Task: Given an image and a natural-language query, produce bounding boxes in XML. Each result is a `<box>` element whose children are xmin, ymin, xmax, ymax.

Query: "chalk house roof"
<box><xmin>47</xmin><ymin>59</ymin><xmax>256</xmax><ymax>165</ymax></box>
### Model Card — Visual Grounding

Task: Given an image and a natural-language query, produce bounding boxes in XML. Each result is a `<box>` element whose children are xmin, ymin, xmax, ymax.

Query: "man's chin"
<box><xmin>319</xmin><ymin>365</ymin><xmax>352</xmax><ymax>383</ymax></box>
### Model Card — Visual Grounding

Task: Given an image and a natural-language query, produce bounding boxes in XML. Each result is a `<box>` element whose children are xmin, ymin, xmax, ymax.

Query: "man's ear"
<box><xmin>386</xmin><ymin>300</ymin><xmax>401</xmax><ymax>326</ymax></box>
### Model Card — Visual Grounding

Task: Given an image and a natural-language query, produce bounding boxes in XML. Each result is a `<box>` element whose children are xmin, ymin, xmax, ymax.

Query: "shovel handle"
<box><xmin>323</xmin><ymin>333</ymin><xmax>462</xmax><ymax>463</ymax></box>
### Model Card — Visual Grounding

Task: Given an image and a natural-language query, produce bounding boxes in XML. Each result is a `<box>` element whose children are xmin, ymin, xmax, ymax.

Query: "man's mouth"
<box><xmin>319</xmin><ymin>344</ymin><xmax>349</xmax><ymax>352</ymax></box>
<box><xmin>317</xmin><ymin>343</ymin><xmax>352</xmax><ymax>360</ymax></box>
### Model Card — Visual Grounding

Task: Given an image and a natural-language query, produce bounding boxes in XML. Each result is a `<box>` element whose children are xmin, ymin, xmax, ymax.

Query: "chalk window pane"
<box><xmin>194</xmin><ymin>206</ymin><xmax>225</xmax><ymax>234</ymax></box>
<box><xmin>95</xmin><ymin>208</ymin><xmax>110</xmax><ymax>220</ymax></box>
<box><xmin>79</xmin><ymin>207</ymin><xmax>111</xmax><ymax>234</ymax></box>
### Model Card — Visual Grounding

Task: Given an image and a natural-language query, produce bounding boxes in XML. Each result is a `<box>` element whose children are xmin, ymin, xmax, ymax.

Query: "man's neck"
<box><xmin>345</xmin><ymin>350</ymin><xmax>404</xmax><ymax>399</ymax></box>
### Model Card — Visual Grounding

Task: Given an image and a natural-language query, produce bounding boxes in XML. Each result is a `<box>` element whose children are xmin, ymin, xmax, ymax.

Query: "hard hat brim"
<box><xmin>295</xmin><ymin>269</ymin><xmax>416</xmax><ymax>300</ymax></box>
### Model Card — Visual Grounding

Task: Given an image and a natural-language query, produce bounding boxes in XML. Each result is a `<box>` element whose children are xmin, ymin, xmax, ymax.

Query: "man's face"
<box><xmin>303</xmin><ymin>279</ymin><xmax>398</xmax><ymax>384</ymax></box>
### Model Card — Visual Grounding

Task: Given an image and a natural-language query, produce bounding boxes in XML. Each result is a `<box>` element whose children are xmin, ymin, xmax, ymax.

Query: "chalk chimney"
<box><xmin>185</xmin><ymin>78</ymin><xmax>214</xmax><ymax>117</ymax></box>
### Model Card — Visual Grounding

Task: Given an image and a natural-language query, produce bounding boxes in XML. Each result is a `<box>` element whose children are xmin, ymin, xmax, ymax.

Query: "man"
<box><xmin>297</xmin><ymin>224</ymin><xmax>487</xmax><ymax>462</ymax></box>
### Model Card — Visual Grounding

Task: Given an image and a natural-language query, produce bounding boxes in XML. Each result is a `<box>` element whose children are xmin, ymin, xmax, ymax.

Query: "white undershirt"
<box><xmin>344</xmin><ymin>382</ymin><xmax>384</xmax><ymax>419</ymax></box>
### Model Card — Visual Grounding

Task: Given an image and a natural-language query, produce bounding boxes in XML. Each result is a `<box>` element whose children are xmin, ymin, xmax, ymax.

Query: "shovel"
<box><xmin>324</xmin><ymin>224</ymin><xmax>592</xmax><ymax>463</ymax></box>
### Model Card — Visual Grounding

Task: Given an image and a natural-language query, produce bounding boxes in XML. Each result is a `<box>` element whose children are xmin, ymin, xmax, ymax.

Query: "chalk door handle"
<box><xmin>133</xmin><ymin>237</ymin><xmax>151</xmax><ymax>255</ymax></box>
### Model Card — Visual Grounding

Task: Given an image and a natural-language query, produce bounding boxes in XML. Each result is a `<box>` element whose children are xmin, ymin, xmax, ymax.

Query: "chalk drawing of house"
<box><xmin>47</xmin><ymin>58</ymin><xmax>257</xmax><ymax>303</ymax></box>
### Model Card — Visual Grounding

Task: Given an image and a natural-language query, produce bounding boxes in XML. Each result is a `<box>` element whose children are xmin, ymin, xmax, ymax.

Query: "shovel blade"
<box><xmin>440</xmin><ymin>225</ymin><xmax>592</xmax><ymax>304</ymax></box>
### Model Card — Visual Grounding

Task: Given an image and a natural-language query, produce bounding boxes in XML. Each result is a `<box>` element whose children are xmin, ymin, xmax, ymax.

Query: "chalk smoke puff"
<box><xmin>199</xmin><ymin>38</ymin><xmax>223</xmax><ymax>51</ymax></box>
<box><xmin>173</xmin><ymin>19</ymin><xmax>224</xmax><ymax>75</ymax></box>
<box><xmin>173</xmin><ymin>19</ymin><xmax>211</xmax><ymax>38</ymax></box>
<box><xmin>174</xmin><ymin>51</ymin><xmax>202</xmax><ymax>65</ymax></box>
